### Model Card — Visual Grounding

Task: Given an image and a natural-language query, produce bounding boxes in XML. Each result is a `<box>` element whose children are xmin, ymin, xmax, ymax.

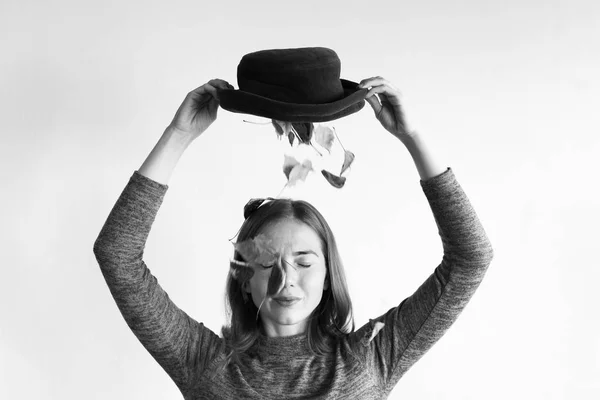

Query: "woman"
<box><xmin>94</xmin><ymin>76</ymin><xmax>494</xmax><ymax>399</ymax></box>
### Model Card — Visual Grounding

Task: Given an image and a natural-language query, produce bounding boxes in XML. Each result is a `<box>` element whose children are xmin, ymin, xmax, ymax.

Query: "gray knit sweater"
<box><xmin>93</xmin><ymin>168</ymin><xmax>493</xmax><ymax>399</ymax></box>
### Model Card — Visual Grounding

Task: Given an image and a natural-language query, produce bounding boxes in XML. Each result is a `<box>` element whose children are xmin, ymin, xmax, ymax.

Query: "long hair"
<box><xmin>219</xmin><ymin>198</ymin><xmax>356</xmax><ymax>370</ymax></box>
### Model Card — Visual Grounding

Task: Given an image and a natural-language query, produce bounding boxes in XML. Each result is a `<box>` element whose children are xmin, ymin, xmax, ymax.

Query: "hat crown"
<box><xmin>237</xmin><ymin>47</ymin><xmax>345</xmax><ymax>104</ymax></box>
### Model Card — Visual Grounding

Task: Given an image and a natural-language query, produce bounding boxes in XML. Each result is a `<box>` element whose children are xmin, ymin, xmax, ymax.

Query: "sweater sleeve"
<box><xmin>93</xmin><ymin>171</ymin><xmax>224</xmax><ymax>392</ymax></box>
<box><xmin>354</xmin><ymin>168</ymin><xmax>494</xmax><ymax>392</ymax></box>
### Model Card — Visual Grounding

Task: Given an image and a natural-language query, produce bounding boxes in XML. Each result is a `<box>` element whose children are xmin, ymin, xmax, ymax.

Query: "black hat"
<box><xmin>218</xmin><ymin>47</ymin><xmax>368</xmax><ymax>123</ymax></box>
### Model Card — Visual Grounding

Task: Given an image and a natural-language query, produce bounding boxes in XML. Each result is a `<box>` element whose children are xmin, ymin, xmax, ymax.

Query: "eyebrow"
<box><xmin>293</xmin><ymin>250</ymin><xmax>319</xmax><ymax>257</ymax></box>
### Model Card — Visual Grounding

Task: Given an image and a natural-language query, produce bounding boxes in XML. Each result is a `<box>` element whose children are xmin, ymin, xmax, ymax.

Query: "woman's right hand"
<box><xmin>168</xmin><ymin>79</ymin><xmax>234</xmax><ymax>141</ymax></box>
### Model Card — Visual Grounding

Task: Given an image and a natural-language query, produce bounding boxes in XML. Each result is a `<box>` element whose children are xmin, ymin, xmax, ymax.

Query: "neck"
<box><xmin>260</xmin><ymin>320</ymin><xmax>308</xmax><ymax>338</ymax></box>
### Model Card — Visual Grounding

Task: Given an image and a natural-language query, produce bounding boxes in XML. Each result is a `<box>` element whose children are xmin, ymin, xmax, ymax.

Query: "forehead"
<box><xmin>259</xmin><ymin>218</ymin><xmax>323</xmax><ymax>255</ymax></box>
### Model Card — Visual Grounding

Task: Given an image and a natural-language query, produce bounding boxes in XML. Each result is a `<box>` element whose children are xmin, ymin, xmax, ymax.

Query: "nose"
<box><xmin>281</xmin><ymin>259</ymin><xmax>298</xmax><ymax>287</ymax></box>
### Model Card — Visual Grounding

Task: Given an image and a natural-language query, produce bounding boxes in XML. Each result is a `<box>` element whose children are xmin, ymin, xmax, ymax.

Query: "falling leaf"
<box><xmin>233</xmin><ymin>233</ymin><xmax>279</xmax><ymax>266</ymax></box>
<box><xmin>272</xmin><ymin>120</ymin><xmax>283</xmax><ymax>136</ymax></box>
<box><xmin>313</xmin><ymin>125</ymin><xmax>335</xmax><ymax>153</ymax></box>
<box><xmin>267</xmin><ymin>256</ymin><xmax>286</xmax><ymax>296</ymax></box>
<box><xmin>288</xmin><ymin>159</ymin><xmax>313</xmax><ymax>186</ymax></box>
<box><xmin>321</xmin><ymin>169</ymin><xmax>346</xmax><ymax>188</ymax></box>
<box><xmin>282</xmin><ymin>154</ymin><xmax>297</xmax><ymax>179</ymax></box>
<box><xmin>272</xmin><ymin>120</ymin><xmax>294</xmax><ymax>144</ymax></box>
<box><xmin>271</xmin><ymin>121</ymin><xmax>353</xmax><ymax>188</ymax></box>
<box><xmin>340</xmin><ymin>150</ymin><xmax>355</xmax><ymax>175</ymax></box>
<box><xmin>229</xmin><ymin>259</ymin><xmax>255</xmax><ymax>282</ymax></box>
<box><xmin>293</xmin><ymin>123</ymin><xmax>314</xmax><ymax>144</ymax></box>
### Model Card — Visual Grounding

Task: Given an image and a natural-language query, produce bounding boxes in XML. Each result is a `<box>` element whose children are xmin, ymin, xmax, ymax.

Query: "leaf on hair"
<box><xmin>229</xmin><ymin>259</ymin><xmax>255</xmax><ymax>282</ymax></box>
<box><xmin>233</xmin><ymin>233</ymin><xmax>279</xmax><ymax>266</ymax></box>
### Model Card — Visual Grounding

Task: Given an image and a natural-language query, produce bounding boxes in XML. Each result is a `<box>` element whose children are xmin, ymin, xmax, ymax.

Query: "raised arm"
<box><xmin>140</xmin><ymin>79</ymin><xmax>234</xmax><ymax>184</ymax></box>
<box><xmin>93</xmin><ymin>79</ymin><xmax>234</xmax><ymax>392</ymax></box>
<box><xmin>358</xmin><ymin>76</ymin><xmax>446</xmax><ymax>181</ymax></box>
<box><xmin>352</xmin><ymin>77</ymin><xmax>494</xmax><ymax>390</ymax></box>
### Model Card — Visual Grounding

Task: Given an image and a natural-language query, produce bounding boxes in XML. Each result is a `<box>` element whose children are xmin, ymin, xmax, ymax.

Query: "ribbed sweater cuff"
<box><xmin>419</xmin><ymin>167</ymin><xmax>456</xmax><ymax>198</ymax></box>
<box><xmin>131</xmin><ymin>170</ymin><xmax>169</xmax><ymax>194</ymax></box>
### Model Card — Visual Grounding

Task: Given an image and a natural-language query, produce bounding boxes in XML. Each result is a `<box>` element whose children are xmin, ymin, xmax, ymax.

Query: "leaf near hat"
<box><xmin>218</xmin><ymin>47</ymin><xmax>368</xmax><ymax>123</ymax></box>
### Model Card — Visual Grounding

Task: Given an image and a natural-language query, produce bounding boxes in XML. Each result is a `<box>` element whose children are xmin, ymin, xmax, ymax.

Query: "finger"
<box><xmin>358</xmin><ymin>76</ymin><xmax>390</xmax><ymax>89</ymax></box>
<box><xmin>359</xmin><ymin>78</ymin><xmax>401</xmax><ymax>98</ymax></box>
<box><xmin>190</xmin><ymin>83</ymin><xmax>219</xmax><ymax>101</ymax></box>
<box><xmin>203</xmin><ymin>83</ymin><xmax>219</xmax><ymax>98</ymax></box>
<box><xmin>364</xmin><ymin>84</ymin><xmax>390</xmax><ymax>99</ymax></box>
<box><xmin>365</xmin><ymin>94</ymin><xmax>383</xmax><ymax>116</ymax></box>
<box><xmin>189</xmin><ymin>80</ymin><xmax>232</xmax><ymax>98</ymax></box>
<box><xmin>377</xmin><ymin>91</ymin><xmax>401</xmax><ymax>107</ymax></box>
<box><xmin>208</xmin><ymin>95</ymin><xmax>219</xmax><ymax>116</ymax></box>
<box><xmin>208</xmin><ymin>78</ymin><xmax>235</xmax><ymax>90</ymax></box>
<box><xmin>365</xmin><ymin>85</ymin><xmax>402</xmax><ymax>107</ymax></box>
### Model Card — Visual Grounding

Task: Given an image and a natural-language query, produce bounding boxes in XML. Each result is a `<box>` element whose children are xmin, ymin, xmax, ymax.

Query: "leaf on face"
<box><xmin>313</xmin><ymin>125</ymin><xmax>335</xmax><ymax>153</ymax></box>
<box><xmin>252</xmin><ymin>234</ymin><xmax>278</xmax><ymax>258</ymax></box>
<box><xmin>229</xmin><ymin>259</ymin><xmax>255</xmax><ymax>282</ymax></box>
<box><xmin>267</xmin><ymin>257</ymin><xmax>286</xmax><ymax>296</ymax></box>
<box><xmin>287</xmin><ymin>159</ymin><xmax>313</xmax><ymax>186</ymax></box>
<box><xmin>233</xmin><ymin>233</ymin><xmax>279</xmax><ymax>266</ymax></box>
<box><xmin>340</xmin><ymin>150</ymin><xmax>355</xmax><ymax>175</ymax></box>
<box><xmin>321</xmin><ymin>169</ymin><xmax>346</xmax><ymax>188</ymax></box>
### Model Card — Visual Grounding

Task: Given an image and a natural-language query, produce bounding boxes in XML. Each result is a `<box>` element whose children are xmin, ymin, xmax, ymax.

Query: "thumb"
<box><xmin>208</xmin><ymin>96</ymin><xmax>220</xmax><ymax>117</ymax></box>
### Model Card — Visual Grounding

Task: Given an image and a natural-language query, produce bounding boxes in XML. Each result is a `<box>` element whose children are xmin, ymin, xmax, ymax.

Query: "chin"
<box><xmin>273</xmin><ymin>309</ymin><xmax>311</xmax><ymax>326</ymax></box>
<box><xmin>274</xmin><ymin>311</ymin><xmax>303</xmax><ymax>324</ymax></box>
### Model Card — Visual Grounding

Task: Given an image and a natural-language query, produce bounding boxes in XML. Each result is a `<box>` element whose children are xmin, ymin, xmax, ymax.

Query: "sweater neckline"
<box><xmin>256</xmin><ymin>331</ymin><xmax>311</xmax><ymax>358</ymax></box>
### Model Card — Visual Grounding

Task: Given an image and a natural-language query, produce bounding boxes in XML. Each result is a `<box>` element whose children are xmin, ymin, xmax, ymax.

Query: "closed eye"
<box><xmin>263</xmin><ymin>260</ymin><xmax>313</xmax><ymax>269</ymax></box>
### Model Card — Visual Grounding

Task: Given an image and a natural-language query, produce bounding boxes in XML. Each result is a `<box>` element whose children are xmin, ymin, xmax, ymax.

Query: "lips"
<box><xmin>274</xmin><ymin>296</ymin><xmax>301</xmax><ymax>301</ymax></box>
<box><xmin>273</xmin><ymin>296</ymin><xmax>301</xmax><ymax>306</ymax></box>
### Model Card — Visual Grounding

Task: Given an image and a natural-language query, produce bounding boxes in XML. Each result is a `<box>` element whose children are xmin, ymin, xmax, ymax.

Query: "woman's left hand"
<box><xmin>358</xmin><ymin>77</ymin><xmax>415</xmax><ymax>143</ymax></box>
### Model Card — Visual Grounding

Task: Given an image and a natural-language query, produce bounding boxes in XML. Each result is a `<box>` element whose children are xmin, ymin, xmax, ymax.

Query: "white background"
<box><xmin>1</xmin><ymin>0</ymin><xmax>599</xmax><ymax>398</ymax></box>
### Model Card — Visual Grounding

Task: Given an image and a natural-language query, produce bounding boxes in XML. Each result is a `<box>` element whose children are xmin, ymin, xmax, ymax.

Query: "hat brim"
<box><xmin>218</xmin><ymin>79</ymin><xmax>368</xmax><ymax>123</ymax></box>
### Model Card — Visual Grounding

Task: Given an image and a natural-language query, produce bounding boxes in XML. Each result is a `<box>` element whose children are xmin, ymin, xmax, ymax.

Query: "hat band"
<box><xmin>238</xmin><ymin>77</ymin><xmax>345</xmax><ymax>104</ymax></box>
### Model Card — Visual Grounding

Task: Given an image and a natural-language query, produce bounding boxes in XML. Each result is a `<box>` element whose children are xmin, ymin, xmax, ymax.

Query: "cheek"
<box><xmin>303</xmin><ymin>269</ymin><xmax>328</xmax><ymax>293</ymax></box>
<box><xmin>248</xmin><ymin>266</ymin><xmax>327</xmax><ymax>298</ymax></box>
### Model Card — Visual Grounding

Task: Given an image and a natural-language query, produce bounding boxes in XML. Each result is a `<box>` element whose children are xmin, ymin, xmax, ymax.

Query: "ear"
<box><xmin>243</xmin><ymin>280</ymin><xmax>251</xmax><ymax>293</ymax></box>
<box><xmin>323</xmin><ymin>276</ymin><xmax>330</xmax><ymax>291</ymax></box>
